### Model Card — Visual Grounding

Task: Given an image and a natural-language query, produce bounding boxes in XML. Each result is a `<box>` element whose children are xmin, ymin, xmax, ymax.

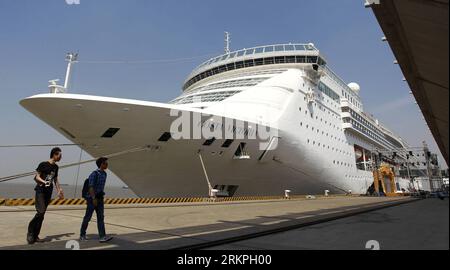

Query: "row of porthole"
<box><xmin>306</xmin><ymin>138</ymin><xmax>353</xmax><ymax>158</ymax></box>
<box><xmin>298</xmin><ymin>97</ymin><xmax>351</xmax><ymax>155</ymax></box>
<box><xmin>333</xmin><ymin>160</ymin><xmax>353</xmax><ymax>168</ymax></box>
<box><xmin>299</xmin><ymin>108</ymin><xmax>343</xmax><ymax>134</ymax></box>
<box><xmin>345</xmin><ymin>175</ymin><xmax>368</xmax><ymax>181</ymax></box>
<box><xmin>301</xmin><ymin>122</ymin><xmax>350</xmax><ymax>147</ymax></box>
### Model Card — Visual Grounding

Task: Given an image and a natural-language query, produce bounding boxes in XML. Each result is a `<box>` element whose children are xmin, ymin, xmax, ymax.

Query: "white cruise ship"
<box><xmin>21</xmin><ymin>43</ymin><xmax>418</xmax><ymax>197</ymax></box>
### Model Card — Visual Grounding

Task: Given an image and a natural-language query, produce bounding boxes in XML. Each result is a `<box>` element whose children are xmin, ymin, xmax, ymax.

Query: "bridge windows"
<box><xmin>244</xmin><ymin>60</ymin><xmax>255</xmax><ymax>68</ymax></box>
<box><xmin>172</xmin><ymin>91</ymin><xmax>242</xmax><ymax>104</ymax></box>
<box><xmin>255</xmin><ymin>47</ymin><xmax>264</xmax><ymax>54</ymax></box>
<box><xmin>286</xmin><ymin>56</ymin><xmax>296</xmax><ymax>63</ymax></box>
<box><xmin>265</xmin><ymin>46</ymin><xmax>274</xmax><ymax>53</ymax></box>
<box><xmin>235</xmin><ymin>61</ymin><xmax>244</xmax><ymax>69</ymax></box>
<box><xmin>184</xmin><ymin>54</ymin><xmax>326</xmax><ymax>90</ymax></box>
<box><xmin>254</xmin><ymin>58</ymin><xmax>264</xmax><ymax>66</ymax></box>
<box><xmin>275</xmin><ymin>45</ymin><xmax>285</xmax><ymax>51</ymax></box>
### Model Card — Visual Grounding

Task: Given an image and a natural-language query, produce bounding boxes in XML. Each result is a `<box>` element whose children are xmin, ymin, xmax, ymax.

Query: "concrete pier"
<box><xmin>0</xmin><ymin>196</ymin><xmax>436</xmax><ymax>250</ymax></box>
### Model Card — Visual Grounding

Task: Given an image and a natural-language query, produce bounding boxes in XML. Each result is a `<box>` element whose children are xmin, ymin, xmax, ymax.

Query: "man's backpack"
<box><xmin>82</xmin><ymin>170</ymin><xmax>99</xmax><ymax>199</ymax></box>
<box><xmin>81</xmin><ymin>178</ymin><xmax>90</xmax><ymax>199</ymax></box>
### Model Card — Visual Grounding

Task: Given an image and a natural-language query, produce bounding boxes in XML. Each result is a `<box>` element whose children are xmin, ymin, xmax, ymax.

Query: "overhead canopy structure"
<box><xmin>368</xmin><ymin>0</ymin><xmax>449</xmax><ymax>166</ymax></box>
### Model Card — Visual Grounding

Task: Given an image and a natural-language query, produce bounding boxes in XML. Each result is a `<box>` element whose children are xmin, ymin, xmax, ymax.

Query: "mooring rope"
<box><xmin>0</xmin><ymin>144</ymin><xmax>80</xmax><ymax>148</ymax></box>
<box><xmin>0</xmin><ymin>146</ymin><xmax>153</xmax><ymax>183</ymax></box>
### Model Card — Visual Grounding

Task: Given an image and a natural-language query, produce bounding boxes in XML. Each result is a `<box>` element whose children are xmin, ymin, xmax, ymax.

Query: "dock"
<box><xmin>1</xmin><ymin>196</ymin><xmax>439</xmax><ymax>250</ymax></box>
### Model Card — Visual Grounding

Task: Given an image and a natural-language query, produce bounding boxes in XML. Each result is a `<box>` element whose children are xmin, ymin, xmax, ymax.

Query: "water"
<box><xmin>0</xmin><ymin>183</ymin><xmax>137</xmax><ymax>199</ymax></box>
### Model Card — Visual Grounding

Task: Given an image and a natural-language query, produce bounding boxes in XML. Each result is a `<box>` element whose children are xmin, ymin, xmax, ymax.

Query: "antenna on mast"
<box><xmin>64</xmin><ymin>52</ymin><xmax>78</xmax><ymax>90</ymax></box>
<box><xmin>48</xmin><ymin>52</ymin><xmax>78</xmax><ymax>94</ymax></box>
<box><xmin>224</xmin><ymin>32</ymin><xmax>231</xmax><ymax>54</ymax></box>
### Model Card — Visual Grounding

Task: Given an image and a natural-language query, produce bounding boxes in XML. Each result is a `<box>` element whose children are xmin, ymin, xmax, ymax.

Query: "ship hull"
<box><xmin>21</xmin><ymin>94</ymin><xmax>346</xmax><ymax>197</ymax></box>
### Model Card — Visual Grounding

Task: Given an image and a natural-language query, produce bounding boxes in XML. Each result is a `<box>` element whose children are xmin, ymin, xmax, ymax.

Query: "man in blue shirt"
<box><xmin>80</xmin><ymin>157</ymin><xmax>113</xmax><ymax>243</ymax></box>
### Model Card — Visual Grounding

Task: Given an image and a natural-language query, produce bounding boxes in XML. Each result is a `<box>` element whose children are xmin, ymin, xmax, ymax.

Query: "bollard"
<box><xmin>210</xmin><ymin>189</ymin><xmax>219</xmax><ymax>202</ymax></box>
<box><xmin>285</xmin><ymin>190</ymin><xmax>292</xmax><ymax>200</ymax></box>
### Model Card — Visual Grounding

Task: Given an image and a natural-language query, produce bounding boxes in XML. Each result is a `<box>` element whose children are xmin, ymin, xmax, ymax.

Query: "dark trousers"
<box><xmin>27</xmin><ymin>190</ymin><xmax>52</xmax><ymax>238</ymax></box>
<box><xmin>80</xmin><ymin>198</ymin><xmax>106</xmax><ymax>238</ymax></box>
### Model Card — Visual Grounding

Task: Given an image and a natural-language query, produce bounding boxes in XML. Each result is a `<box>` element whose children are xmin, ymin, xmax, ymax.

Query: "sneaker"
<box><xmin>99</xmin><ymin>236</ymin><xmax>113</xmax><ymax>243</ymax></box>
<box><xmin>27</xmin><ymin>233</ymin><xmax>35</xmax><ymax>245</ymax></box>
<box><xmin>79</xmin><ymin>235</ymin><xmax>89</xmax><ymax>241</ymax></box>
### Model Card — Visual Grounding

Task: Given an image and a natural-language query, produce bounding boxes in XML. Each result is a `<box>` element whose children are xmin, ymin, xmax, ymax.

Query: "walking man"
<box><xmin>27</xmin><ymin>147</ymin><xmax>64</xmax><ymax>244</ymax></box>
<box><xmin>80</xmin><ymin>157</ymin><xmax>113</xmax><ymax>243</ymax></box>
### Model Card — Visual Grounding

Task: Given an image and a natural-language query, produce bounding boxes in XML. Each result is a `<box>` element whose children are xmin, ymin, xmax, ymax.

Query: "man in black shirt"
<box><xmin>27</xmin><ymin>147</ymin><xmax>65</xmax><ymax>244</ymax></box>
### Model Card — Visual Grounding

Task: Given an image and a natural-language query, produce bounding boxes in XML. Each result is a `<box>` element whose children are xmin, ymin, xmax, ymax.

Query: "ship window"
<box><xmin>275</xmin><ymin>56</ymin><xmax>285</xmax><ymax>64</ymax></box>
<box><xmin>295</xmin><ymin>44</ymin><xmax>305</xmax><ymax>50</ymax></box>
<box><xmin>296</xmin><ymin>56</ymin><xmax>306</xmax><ymax>63</ymax></box>
<box><xmin>286</xmin><ymin>56</ymin><xmax>296</xmax><ymax>63</ymax></box>
<box><xmin>158</xmin><ymin>132</ymin><xmax>172</xmax><ymax>142</ymax></box>
<box><xmin>102</xmin><ymin>128</ymin><xmax>120</xmax><ymax>138</ymax></box>
<box><xmin>307</xmin><ymin>56</ymin><xmax>318</xmax><ymax>63</ymax></box>
<box><xmin>255</xmin><ymin>47</ymin><xmax>264</xmax><ymax>54</ymax></box>
<box><xmin>244</xmin><ymin>60</ymin><xmax>255</xmax><ymax>67</ymax></box>
<box><xmin>222</xmin><ymin>139</ymin><xmax>234</xmax><ymax>148</ymax></box>
<box><xmin>254</xmin><ymin>58</ymin><xmax>264</xmax><ymax>66</ymax></box>
<box><xmin>226</xmin><ymin>63</ymin><xmax>235</xmax><ymax>71</ymax></box>
<box><xmin>203</xmin><ymin>137</ymin><xmax>216</xmax><ymax>146</ymax></box>
<box><xmin>264</xmin><ymin>57</ymin><xmax>274</xmax><ymax>65</ymax></box>
<box><xmin>235</xmin><ymin>61</ymin><xmax>244</xmax><ymax>69</ymax></box>
<box><xmin>285</xmin><ymin>44</ymin><xmax>295</xmax><ymax>51</ymax></box>
<box><xmin>236</xmin><ymin>50</ymin><xmax>245</xmax><ymax>57</ymax></box>
<box><xmin>275</xmin><ymin>45</ymin><xmax>285</xmax><ymax>51</ymax></box>
<box><xmin>245</xmin><ymin>48</ymin><xmax>255</xmax><ymax>55</ymax></box>
<box><xmin>264</xmin><ymin>46</ymin><xmax>274</xmax><ymax>52</ymax></box>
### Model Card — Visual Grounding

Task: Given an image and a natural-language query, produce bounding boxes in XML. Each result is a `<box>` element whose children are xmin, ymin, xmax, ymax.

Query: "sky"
<box><xmin>0</xmin><ymin>0</ymin><xmax>446</xmax><ymax>190</ymax></box>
